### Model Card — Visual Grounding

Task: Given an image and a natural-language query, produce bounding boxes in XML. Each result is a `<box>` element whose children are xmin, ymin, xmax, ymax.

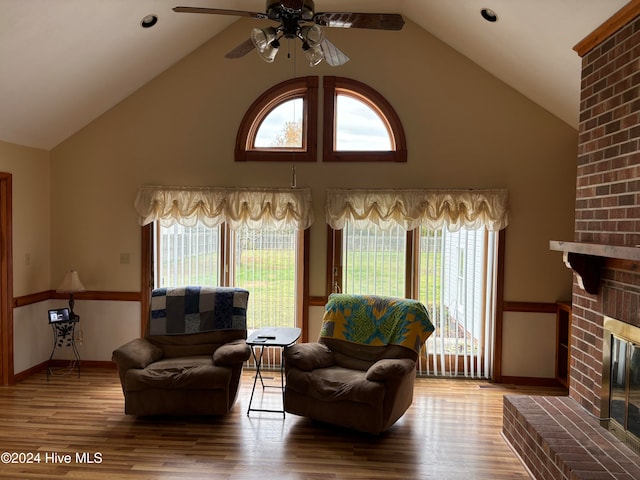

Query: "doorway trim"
<box><xmin>0</xmin><ymin>172</ymin><xmax>13</xmax><ymax>385</ymax></box>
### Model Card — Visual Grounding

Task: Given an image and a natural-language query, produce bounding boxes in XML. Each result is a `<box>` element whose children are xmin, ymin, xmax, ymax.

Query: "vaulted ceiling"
<box><xmin>0</xmin><ymin>0</ymin><xmax>629</xmax><ymax>150</ymax></box>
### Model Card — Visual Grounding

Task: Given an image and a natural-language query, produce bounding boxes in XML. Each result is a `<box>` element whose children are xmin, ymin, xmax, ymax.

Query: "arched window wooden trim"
<box><xmin>235</xmin><ymin>76</ymin><xmax>318</xmax><ymax>162</ymax></box>
<box><xmin>322</xmin><ymin>76</ymin><xmax>407</xmax><ymax>162</ymax></box>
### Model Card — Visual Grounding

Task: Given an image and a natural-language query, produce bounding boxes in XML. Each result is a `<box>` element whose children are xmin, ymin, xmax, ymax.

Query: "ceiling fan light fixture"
<box><xmin>259</xmin><ymin>42</ymin><xmax>280</xmax><ymax>63</ymax></box>
<box><xmin>251</xmin><ymin>27</ymin><xmax>280</xmax><ymax>63</ymax></box>
<box><xmin>300</xmin><ymin>25</ymin><xmax>324</xmax><ymax>47</ymax></box>
<box><xmin>302</xmin><ymin>43</ymin><xmax>324</xmax><ymax>67</ymax></box>
<box><xmin>251</xmin><ymin>27</ymin><xmax>278</xmax><ymax>52</ymax></box>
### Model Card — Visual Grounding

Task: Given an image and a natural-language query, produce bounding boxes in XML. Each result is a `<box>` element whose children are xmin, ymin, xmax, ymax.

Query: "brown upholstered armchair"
<box><xmin>283</xmin><ymin>294</ymin><xmax>434</xmax><ymax>434</ymax></box>
<box><xmin>112</xmin><ymin>286</ymin><xmax>251</xmax><ymax>416</ymax></box>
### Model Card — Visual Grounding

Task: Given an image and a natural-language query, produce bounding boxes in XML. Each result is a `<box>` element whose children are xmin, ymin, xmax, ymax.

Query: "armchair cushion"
<box><xmin>112</xmin><ymin>338</ymin><xmax>163</xmax><ymax>370</ymax></box>
<box><xmin>287</xmin><ymin>367</ymin><xmax>385</xmax><ymax>408</ymax></box>
<box><xmin>212</xmin><ymin>339</ymin><xmax>251</xmax><ymax>366</ymax></box>
<box><xmin>284</xmin><ymin>342</ymin><xmax>334</xmax><ymax>371</ymax></box>
<box><xmin>125</xmin><ymin>356</ymin><xmax>231</xmax><ymax>391</ymax></box>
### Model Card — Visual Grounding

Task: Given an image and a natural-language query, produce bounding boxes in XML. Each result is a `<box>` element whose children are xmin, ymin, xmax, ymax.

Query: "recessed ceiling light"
<box><xmin>481</xmin><ymin>8</ymin><xmax>498</xmax><ymax>22</ymax></box>
<box><xmin>141</xmin><ymin>14</ymin><xmax>158</xmax><ymax>28</ymax></box>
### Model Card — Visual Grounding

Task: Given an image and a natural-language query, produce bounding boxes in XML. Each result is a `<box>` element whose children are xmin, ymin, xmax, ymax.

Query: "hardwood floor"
<box><xmin>0</xmin><ymin>368</ymin><xmax>565</xmax><ymax>479</ymax></box>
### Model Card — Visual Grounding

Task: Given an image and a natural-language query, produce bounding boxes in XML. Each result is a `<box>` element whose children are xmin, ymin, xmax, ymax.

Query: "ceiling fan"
<box><xmin>173</xmin><ymin>0</ymin><xmax>405</xmax><ymax>66</ymax></box>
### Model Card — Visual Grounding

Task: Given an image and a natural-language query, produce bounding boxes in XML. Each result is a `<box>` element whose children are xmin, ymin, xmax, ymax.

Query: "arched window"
<box><xmin>235</xmin><ymin>76</ymin><xmax>406</xmax><ymax>162</ymax></box>
<box><xmin>323</xmin><ymin>76</ymin><xmax>406</xmax><ymax>162</ymax></box>
<box><xmin>235</xmin><ymin>76</ymin><xmax>318</xmax><ymax>162</ymax></box>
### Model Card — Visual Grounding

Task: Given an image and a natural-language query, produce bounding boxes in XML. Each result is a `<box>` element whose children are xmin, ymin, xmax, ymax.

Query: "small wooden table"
<box><xmin>246</xmin><ymin>327</ymin><xmax>301</xmax><ymax>416</ymax></box>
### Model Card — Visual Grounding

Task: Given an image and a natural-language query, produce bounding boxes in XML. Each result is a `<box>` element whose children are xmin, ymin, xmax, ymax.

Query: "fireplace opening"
<box><xmin>602</xmin><ymin>316</ymin><xmax>640</xmax><ymax>455</ymax></box>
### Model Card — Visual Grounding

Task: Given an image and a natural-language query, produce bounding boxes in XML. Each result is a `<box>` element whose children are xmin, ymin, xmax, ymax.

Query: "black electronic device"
<box><xmin>48</xmin><ymin>307</ymin><xmax>75</xmax><ymax>323</ymax></box>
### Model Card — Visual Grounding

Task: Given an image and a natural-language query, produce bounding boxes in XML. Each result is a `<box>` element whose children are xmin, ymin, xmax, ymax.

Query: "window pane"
<box><xmin>232</xmin><ymin>226</ymin><xmax>297</xmax><ymax>330</ymax></box>
<box><xmin>157</xmin><ymin>223</ymin><xmax>220</xmax><ymax>287</ymax></box>
<box><xmin>342</xmin><ymin>222</ymin><xmax>406</xmax><ymax>296</ymax></box>
<box><xmin>335</xmin><ymin>94</ymin><xmax>392</xmax><ymax>151</ymax></box>
<box><xmin>337</xmin><ymin>220</ymin><xmax>497</xmax><ymax>379</ymax></box>
<box><xmin>254</xmin><ymin>98</ymin><xmax>303</xmax><ymax>148</ymax></box>
<box><xmin>417</xmin><ymin>227</ymin><xmax>495</xmax><ymax>378</ymax></box>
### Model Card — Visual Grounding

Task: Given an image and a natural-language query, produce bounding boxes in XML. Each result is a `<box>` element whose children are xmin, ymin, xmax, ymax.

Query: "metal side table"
<box><xmin>47</xmin><ymin>318</ymin><xmax>81</xmax><ymax>380</ymax></box>
<box><xmin>246</xmin><ymin>327</ymin><xmax>301</xmax><ymax>416</ymax></box>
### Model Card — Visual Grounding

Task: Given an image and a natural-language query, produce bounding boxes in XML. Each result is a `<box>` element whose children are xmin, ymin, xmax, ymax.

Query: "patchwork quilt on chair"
<box><xmin>320</xmin><ymin>293</ymin><xmax>434</xmax><ymax>354</ymax></box>
<box><xmin>149</xmin><ymin>286</ymin><xmax>248</xmax><ymax>335</ymax></box>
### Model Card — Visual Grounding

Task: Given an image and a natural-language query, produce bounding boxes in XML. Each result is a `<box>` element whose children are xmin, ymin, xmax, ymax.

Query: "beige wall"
<box><xmin>0</xmin><ymin>140</ymin><xmax>53</xmax><ymax>372</ymax></box>
<box><xmin>0</xmin><ymin>140</ymin><xmax>51</xmax><ymax>296</ymax></box>
<box><xmin>14</xmin><ymin>19</ymin><xmax>578</xmax><ymax>373</ymax></box>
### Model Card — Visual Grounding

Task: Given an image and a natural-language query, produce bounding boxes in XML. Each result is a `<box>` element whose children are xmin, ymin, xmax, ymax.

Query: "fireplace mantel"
<box><xmin>549</xmin><ymin>241</ymin><xmax>640</xmax><ymax>294</ymax></box>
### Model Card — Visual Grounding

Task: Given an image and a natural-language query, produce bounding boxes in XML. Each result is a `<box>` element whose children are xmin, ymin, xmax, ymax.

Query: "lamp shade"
<box><xmin>57</xmin><ymin>270</ymin><xmax>86</xmax><ymax>293</ymax></box>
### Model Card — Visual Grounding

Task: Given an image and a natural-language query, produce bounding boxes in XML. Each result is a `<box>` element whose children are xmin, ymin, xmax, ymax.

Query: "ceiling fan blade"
<box><xmin>225</xmin><ymin>38</ymin><xmax>256</xmax><ymax>59</ymax></box>
<box><xmin>173</xmin><ymin>6</ymin><xmax>268</xmax><ymax>20</ymax></box>
<box><xmin>321</xmin><ymin>38</ymin><xmax>349</xmax><ymax>67</ymax></box>
<box><xmin>313</xmin><ymin>12</ymin><xmax>404</xmax><ymax>31</ymax></box>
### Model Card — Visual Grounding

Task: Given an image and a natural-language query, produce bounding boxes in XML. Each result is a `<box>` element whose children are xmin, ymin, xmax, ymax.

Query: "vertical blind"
<box><xmin>416</xmin><ymin>227</ymin><xmax>497</xmax><ymax>379</ymax></box>
<box><xmin>330</xmin><ymin>188</ymin><xmax>508</xmax><ymax>379</ymax></box>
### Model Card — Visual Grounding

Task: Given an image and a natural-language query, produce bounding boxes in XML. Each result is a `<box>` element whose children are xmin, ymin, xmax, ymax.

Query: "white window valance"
<box><xmin>325</xmin><ymin>188</ymin><xmax>509</xmax><ymax>231</ymax></box>
<box><xmin>134</xmin><ymin>185</ymin><xmax>314</xmax><ymax>230</ymax></box>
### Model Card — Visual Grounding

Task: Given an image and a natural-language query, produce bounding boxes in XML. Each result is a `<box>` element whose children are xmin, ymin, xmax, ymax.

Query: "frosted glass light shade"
<box><xmin>303</xmin><ymin>44</ymin><xmax>324</xmax><ymax>66</ymax></box>
<box><xmin>251</xmin><ymin>27</ymin><xmax>279</xmax><ymax>62</ymax></box>
<box><xmin>301</xmin><ymin>25</ymin><xmax>324</xmax><ymax>47</ymax></box>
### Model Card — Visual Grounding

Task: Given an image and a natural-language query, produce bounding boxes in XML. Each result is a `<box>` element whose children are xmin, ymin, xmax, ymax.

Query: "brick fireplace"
<box><xmin>571</xmin><ymin>3</ymin><xmax>640</xmax><ymax>421</ymax></box>
<box><xmin>503</xmin><ymin>3</ymin><xmax>640</xmax><ymax>479</ymax></box>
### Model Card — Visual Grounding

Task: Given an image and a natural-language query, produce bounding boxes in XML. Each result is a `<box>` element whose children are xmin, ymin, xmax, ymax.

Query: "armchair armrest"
<box><xmin>284</xmin><ymin>342</ymin><xmax>334</xmax><ymax>371</ymax></box>
<box><xmin>365</xmin><ymin>358</ymin><xmax>416</xmax><ymax>382</ymax></box>
<box><xmin>213</xmin><ymin>339</ymin><xmax>251</xmax><ymax>366</ymax></box>
<box><xmin>112</xmin><ymin>338</ymin><xmax>163</xmax><ymax>371</ymax></box>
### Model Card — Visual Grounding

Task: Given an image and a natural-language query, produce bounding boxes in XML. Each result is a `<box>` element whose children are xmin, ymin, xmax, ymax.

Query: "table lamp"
<box><xmin>57</xmin><ymin>270</ymin><xmax>86</xmax><ymax>320</ymax></box>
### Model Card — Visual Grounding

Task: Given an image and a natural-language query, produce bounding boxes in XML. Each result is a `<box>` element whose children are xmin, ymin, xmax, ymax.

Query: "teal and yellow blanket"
<box><xmin>320</xmin><ymin>294</ymin><xmax>434</xmax><ymax>354</ymax></box>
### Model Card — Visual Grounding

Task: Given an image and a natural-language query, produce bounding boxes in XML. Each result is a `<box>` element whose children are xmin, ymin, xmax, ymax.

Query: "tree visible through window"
<box><xmin>235</xmin><ymin>76</ymin><xmax>317</xmax><ymax>162</ymax></box>
<box><xmin>254</xmin><ymin>98</ymin><xmax>304</xmax><ymax>149</ymax></box>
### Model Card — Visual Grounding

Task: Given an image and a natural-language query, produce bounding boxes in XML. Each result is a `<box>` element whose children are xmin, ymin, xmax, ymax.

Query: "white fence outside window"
<box><xmin>156</xmin><ymin>223</ymin><xmax>298</xmax><ymax>333</ymax></box>
<box><xmin>341</xmin><ymin>223</ymin><xmax>497</xmax><ymax>379</ymax></box>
